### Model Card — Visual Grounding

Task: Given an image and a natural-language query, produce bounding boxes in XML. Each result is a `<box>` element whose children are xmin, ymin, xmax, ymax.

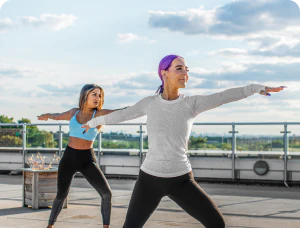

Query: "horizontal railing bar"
<box><xmin>194</xmin><ymin>122</ymin><xmax>300</xmax><ymax>126</ymax></box>
<box><xmin>0</xmin><ymin>147</ymin><xmax>23</xmax><ymax>150</ymax></box>
<box><xmin>0</xmin><ymin>124</ymin><xmax>24</xmax><ymax>127</ymax></box>
<box><xmin>1</xmin><ymin>122</ymin><xmax>300</xmax><ymax>127</ymax></box>
<box><xmin>0</xmin><ymin>147</ymin><xmax>145</xmax><ymax>152</ymax></box>
<box><xmin>1</xmin><ymin>147</ymin><xmax>300</xmax><ymax>155</ymax></box>
<box><xmin>0</xmin><ymin>123</ymin><xmax>147</xmax><ymax>126</ymax></box>
<box><xmin>188</xmin><ymin>150</ymin><xmax>286</xmax><ymax>155</ymax></box>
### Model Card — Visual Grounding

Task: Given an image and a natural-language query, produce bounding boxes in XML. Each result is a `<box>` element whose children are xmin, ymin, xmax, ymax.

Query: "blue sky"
<box><xmin>0</xmin><ymin>0</ymin><xmax>299</xmax><ymax>127</ymax></box>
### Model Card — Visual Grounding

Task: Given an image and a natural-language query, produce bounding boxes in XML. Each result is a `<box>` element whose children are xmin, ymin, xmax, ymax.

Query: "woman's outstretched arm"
<box><xmin>37</xmin><ymin>108</ymin><xmax>79</xmax><ymax>121</ymax></box>
<box><xmin>94</xmin><ymin>106</ymin><xmax>129</xmax><ymax>117</ymax></box>
<box><xmin>186</xmin><ymin>84</ymin><xmax>285</xmax><ymax>116</ymax></box>
<box><xmin>83</xmin><ymin>96</ymin><xmax>155</xmax><ymax>131</ymax></box>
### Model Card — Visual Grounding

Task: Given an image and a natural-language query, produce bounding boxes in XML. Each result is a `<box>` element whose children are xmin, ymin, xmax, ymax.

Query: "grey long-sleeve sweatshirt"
<box><xmin>87</xmin><ymin>84</ymin><xmax>265</xmax><ymax>177</ymax></box>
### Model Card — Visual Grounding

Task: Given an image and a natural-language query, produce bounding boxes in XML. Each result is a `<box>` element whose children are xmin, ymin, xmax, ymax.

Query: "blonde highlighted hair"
<box><xmin>78</xmin><ymin>84</ymin><xmax>104</xmax><ymax>110</ymax></box>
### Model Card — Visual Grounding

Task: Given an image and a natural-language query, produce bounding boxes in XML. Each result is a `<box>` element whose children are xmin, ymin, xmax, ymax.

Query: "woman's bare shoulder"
<box><xmin>69</xmin><ymin>108</ymin><xmax>80</xmax><ymax>116</ymax></box>
<box><xmin>94</xmin><ymin>109</ymin><xmax>113</xmax><ymax>117</ymax></box>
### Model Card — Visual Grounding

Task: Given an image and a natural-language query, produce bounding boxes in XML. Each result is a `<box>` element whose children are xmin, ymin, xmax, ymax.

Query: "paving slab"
<box><xmin>0</xmin><ymin>175</ymin><xmax>299</xmax><ymax>228</ymax></box>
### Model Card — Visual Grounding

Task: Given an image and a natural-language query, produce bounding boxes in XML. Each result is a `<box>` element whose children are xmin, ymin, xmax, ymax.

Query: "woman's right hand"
<box><xmin>81</xmin><ymin>124</ymin><xmax>91</xmax><ymax>134</ymax></box>
<box><xmin>260</xmin><ymin>86</ymin><xmax>287</xmax><ymax>96</ymax></box>
<box><xmin>37</xmin><ymin>114</ymin><xmax>49</xmax><ymax>121</ymax></box>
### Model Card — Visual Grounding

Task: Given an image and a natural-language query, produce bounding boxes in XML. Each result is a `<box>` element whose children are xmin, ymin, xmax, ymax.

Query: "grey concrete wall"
<box><xmin>1</xmin><ymin>150</ymin><xmax>300</xmax><ymax>182</ymax></box>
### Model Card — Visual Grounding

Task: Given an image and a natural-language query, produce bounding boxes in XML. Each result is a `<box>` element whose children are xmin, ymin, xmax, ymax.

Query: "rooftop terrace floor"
<box><xmin>0</xmin><ymin>175</ymin><xmax>300</xmax><ymax>228</ymax></box>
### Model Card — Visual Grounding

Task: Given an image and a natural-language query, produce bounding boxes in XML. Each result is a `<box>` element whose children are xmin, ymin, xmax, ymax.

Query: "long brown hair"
<box><xmin>78</xmin><ymin>84</ymin><xmax>104</xmax><ymax>110</ymax></box>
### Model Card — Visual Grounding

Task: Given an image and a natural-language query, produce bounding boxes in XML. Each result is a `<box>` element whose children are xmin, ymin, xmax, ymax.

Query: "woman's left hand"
<box><xmin>81</xmin><ymin>124</ymin><xmax>90</xmax><ymax>134</ymax></box>
<box><xmin>260</xmin><ymin>86</ymin><xmax>287</xmax><ymax>96</ymax></box>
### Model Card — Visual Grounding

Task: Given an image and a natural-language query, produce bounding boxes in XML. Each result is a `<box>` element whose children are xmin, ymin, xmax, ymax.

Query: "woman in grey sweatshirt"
<box><xmin>82</xmin><ymin>55</ymin><xmax>285</xmax><ymax>228</ymax></box>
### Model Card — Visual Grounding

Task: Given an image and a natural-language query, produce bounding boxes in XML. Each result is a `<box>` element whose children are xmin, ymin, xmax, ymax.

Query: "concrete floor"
<box><xmin>0</xmin><ymin>175</ymin><xmax>300</xmax><ymax>228</ymax></box>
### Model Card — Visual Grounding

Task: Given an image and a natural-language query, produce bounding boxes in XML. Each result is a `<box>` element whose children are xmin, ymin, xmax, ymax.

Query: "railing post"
<box><xmin>229</xmin><ymin>123</ymin><xmax>238</xmax><ymax>180</ymax></box>
<box><xmin>281</xmin><ymin>123</ymin><xmax>291</xmax><ymax>187</ymax></box>
<box><xmin>22</xmin><ymin>124</ymin><xmax>27</xmax><ymax>168</ymax></box>
<box><xmin>138</xmin><ymin>125</ymin><xmax>144</xmax><ymax>167</ymax></box>
<box><xmin>58</xmin><ymin>124</ymin><xmax>63</xmax><ymax>158</ymax></box>
<box><xmin>22</xmin><ymin>124</ymin><xmax>26</xmax><ymax>207</ymax></box>
<box><xmin>97</xmin><ymin>131</ymin><xmax>102</xmax><ymax>167</ymax></box>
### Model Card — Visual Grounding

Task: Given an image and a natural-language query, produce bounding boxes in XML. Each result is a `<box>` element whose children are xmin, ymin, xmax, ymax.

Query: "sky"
<box><xmin>0</xmin><ymin>0</ymin><xmax>300</xmax><ymax>133</ymax></box>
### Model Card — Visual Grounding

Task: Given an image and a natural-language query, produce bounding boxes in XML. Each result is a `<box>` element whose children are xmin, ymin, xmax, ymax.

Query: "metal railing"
<box><xmin>1</xmin><ymin>122</ymin><xmax>300</xmax><ymax>186</ymax></box>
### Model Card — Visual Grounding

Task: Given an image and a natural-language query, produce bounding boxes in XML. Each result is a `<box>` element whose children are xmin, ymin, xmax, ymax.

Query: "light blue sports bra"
<box><xmin>69</xmin><ymin>110</ymin><xmax>98</xmax><ymax>141</ymax></box>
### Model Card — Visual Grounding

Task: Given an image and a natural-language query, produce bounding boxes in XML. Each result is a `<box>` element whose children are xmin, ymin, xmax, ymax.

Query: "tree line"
<box><xmin>0</xmin><ymin>115</ymin><xmax>56</xmax><ymax>147</ymax></box>
<box><xmin>1</xmin><ymin>115</ymin><xmax>299</xmax><ymax>151</ymax></box>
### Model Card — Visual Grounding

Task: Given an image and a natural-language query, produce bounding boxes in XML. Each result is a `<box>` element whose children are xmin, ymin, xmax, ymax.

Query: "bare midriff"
<box><xmin>68</xmin><ymin>136</ymin><xmax>94</xmax><ymax>149</ymax></box>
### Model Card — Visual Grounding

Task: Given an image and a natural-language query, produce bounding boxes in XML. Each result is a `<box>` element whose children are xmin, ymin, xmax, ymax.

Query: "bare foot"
<box><xmin>47</xmin><ymin>225</ymin><xmax>53</xmax><ymax>228</ymax></box>
<box><xmin>103</xmin><ymin>225</ymin><xmax>109</xmax><ymax>228</ymax></box>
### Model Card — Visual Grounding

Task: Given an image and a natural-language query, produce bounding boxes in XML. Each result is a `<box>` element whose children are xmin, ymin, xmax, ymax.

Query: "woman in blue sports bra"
<box><xmin>38</xmin><ymin>84</ymin><xmax>125</xmax><ymax>228</ymax></box>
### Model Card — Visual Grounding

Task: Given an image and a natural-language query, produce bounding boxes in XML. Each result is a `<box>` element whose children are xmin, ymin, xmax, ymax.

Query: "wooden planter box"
<box><xmin>19</xmin><ymin>168</ymin><xmax>67</xmax><ymax>210</ymax></box>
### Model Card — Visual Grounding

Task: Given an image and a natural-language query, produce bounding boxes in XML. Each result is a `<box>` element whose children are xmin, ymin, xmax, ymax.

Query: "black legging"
<box><xmin>123</xmin><ymin>170</ymin><xmax>225</xmax><ymax>228</ymax></box>
<box><xmin>48</xmin><ymin>145</ymin><xmax>112</xmax><ymax>226</ymax></box>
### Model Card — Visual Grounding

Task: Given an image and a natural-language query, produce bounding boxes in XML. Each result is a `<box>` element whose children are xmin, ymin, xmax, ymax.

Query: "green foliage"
<box><xmin>102</xmin><ymin>140</ymin><xmax>140</xmax><ymax>149</ymax></box>
<box><xmin>0</xmin><ymin>115</ymin><xmax>14</xmax><ymax>123</ymax></box>
<box><xmin>62</xmin><ymin>138</ymin><xmax>69</xmax><ymax>148</ymax></box>
<box><xmin>272</xmin><ymin>140</ymin><xmax>284</xmax><ymax>148</ymax></box>
<box><xmin>18</xmin><ymin>118</ymin><xmax>31</xmax><ymax>124</ymax></box>
<box><xmin>1</xmin><ymin>115</ymin><xmax>300</xmax><ymax>152</ymax></box>
<box><xmin>0</xmin><ymin>115</ymin><xmax>15</xmax><ymax>128</ymax></box>
<box><xmin>0</xmin><ymin>115</ymin><xmax>57</xmax><ymax>148</ymax></box>
<box><xmin>188</xmin><ymin>136</ymin><xmax>208</xmax><ymax>149</ymax></box>
<box><xmin>18</xmin><ymin>118</ymin><xmax>37</xmax><ymax>130</ymax></box>
<box><xmin>0</xmin><ymin>135</ymin><xmax>22</xmax><ymax>146</ymax></box>
<box><xmin>222</xmin><ymin>142</ymin><xmax>232</xmax><ymax>150</ymax></box>
<box><xmin>27</xmin><ymin>129</ymin><xmax>57</xmax><ymax>148</ymax></box>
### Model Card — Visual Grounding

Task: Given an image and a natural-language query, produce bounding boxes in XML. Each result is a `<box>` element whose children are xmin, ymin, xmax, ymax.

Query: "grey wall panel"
<box><xmin>236</xmin><ymin>159</ymin><xmax>284</xmax><ymax>171</ymax></box>
<box><xmin>239</xmin><ymin>170</ymin><xmax>283</xmax><ymax>180</ymax></box>
<box><xmin>99</xmin><ymin>155</ymin><xmax>139</xmax><ymax>167</ymax></box>
<box><xmin>105</xmin><ymin>167</ymin><xmax>139</xmax><ymax>175</ymax></box>
<box><xmin>0</xmin><ymin>151</ymin><xmax>299</xmax><ymax>183</ymax></box>
<box><xmin>287</xmin><ymin>159</ymin><xmax>300</xmax><ymax>171</ymax></box>
<box><xmin>189</xmin><ymin>157</ymin><xmax>232</xmax><ymax>169</ymax></box>
<box><xmin>192</xmin><ymin>169</ymin><xmax>232</xmax><ymax>179</ymax></box>
<box><xmin>290</xmin><ymin>172</ymin><xmax>300</xmax><ymax>181</ymax></box>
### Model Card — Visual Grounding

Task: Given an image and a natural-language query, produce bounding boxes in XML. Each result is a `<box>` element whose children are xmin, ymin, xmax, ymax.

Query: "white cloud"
<box><xmin>117</xmin><ymin>33</ymin><xmax>155</xmax><ymax>43</ymax></box>
<box><xmin>150</xmin><ymin>1</ymin><xmax>300</xmax><ymax>63</ymax></box>
<box><xmin>0</xmin><ymin>63</ymin><xmax>44</xmax><ymax>78</ymax></box>
<box><xmin>148</xmin><ymin>0</ymin><xmax>300</xmax><ymax>37</ymax></box>
<box><xmin>0</xmin><ymin>18</ymin><xmax>14</xmax><ymax>32</ymax></box>
<box><xmin>187</xmin><ymin>50</ymin><xmax>202</xmax><ymax>56</ymax></box>
<box><xmin>212</xmin><ymin>42</ymin><xmax>300</xmax><ymax>58</ymax></box>
<box><xmin>104</xmin><ymin>71</ymin><xmax>162</xmax><ymax>92</ymax></box>
<box><xmin>21</xmin><ymin>14</ymin><xmax>77</xmax><ymax>31</ymax></box>
<box><xmin>148</xmin><ymin>7</ymin><xmax>216</xmax><ymax>35</ymax></box>
<box><xmin>207</xmin><ymin>31</ymin><xmax>300</xmax><ymax>62</ymax></box>
<box><xmin>0</xmin><ymin>58</ymin><xmax>298</xmax><ymax>125</ymax></box>
<box><xmin>190</xmin><ymin>60</ymin><xmax>300</xmax><ymax>84</ymax></box>
<box><xmin>209</xmin><ymin>48</ymin><xmax>248</xmax><ymax>56</ymax></box>
<box><xmin>37</xmin><ymin>83</ymin><xmax>82</xmax><ymax>96</ymax></box>
<box><xmin>0</xmin><ymin>14</ymin><xmax>77</xmax><ymax>32</ymax></box>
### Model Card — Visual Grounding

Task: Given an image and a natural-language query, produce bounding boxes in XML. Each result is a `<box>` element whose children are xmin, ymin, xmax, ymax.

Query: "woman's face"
<box><xmin>86</xmin><ymin>88</ymin><xmax>101</xmax><ymax>109</ymax></box>
<box><xmin>162</xmin><ymin>58</ymin><xmax>189</xmax><ymax>89</ymax></box>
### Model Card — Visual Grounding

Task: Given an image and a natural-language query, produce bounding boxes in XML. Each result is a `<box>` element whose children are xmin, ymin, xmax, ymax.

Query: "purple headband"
<box><xmin>157</xmin><ymin>54</ymin><xmax>182</xmax><ymax>94</ymax></box>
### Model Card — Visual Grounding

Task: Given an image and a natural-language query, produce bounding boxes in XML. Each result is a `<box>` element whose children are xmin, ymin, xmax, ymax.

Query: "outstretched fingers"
<box><xmin>37</xmin><ymin>115</ymin><xmax>48</xmax><ymax>121</ymax></box>
<box><xmin>267</xmin><ymin>86</ymin><xmax>287</xmax><ymax>92</ymax></box>
<box><xmin>261</xmin><ymin>86</ymin><xmax>287</xmax><ymax>96</ymax></box>
<box><xmin>81</xmin><ymin>124</ymin><xmax>90</xmax><ymax>134</ymax></box>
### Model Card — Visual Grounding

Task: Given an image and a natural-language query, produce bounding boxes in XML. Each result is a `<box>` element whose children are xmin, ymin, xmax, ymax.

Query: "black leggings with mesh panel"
<box><xmin>48</xmin><ymin>145</ymin><xmax>112</xmax><ymax>226</ymax></box>
<box><xmin>123</xmin><ymin>170</ymin><xmax>225</xmax><ymax>228</ymax></box>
